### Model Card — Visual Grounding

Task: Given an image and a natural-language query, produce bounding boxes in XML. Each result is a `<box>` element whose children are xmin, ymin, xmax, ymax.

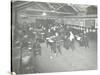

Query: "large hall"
<box><xmin>11</xmin><ymin>1</ymin><xmax>97</xmax><ymax>74</ymax></box>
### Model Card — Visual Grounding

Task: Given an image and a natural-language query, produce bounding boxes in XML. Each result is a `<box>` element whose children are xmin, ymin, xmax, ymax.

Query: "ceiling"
<box><xmin>12</xmin><ymin>1</ymin><xmax>97</xmax><ymax>17</ymax></box>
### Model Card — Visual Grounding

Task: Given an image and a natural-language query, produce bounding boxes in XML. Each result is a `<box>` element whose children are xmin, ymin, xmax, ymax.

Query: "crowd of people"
<box><xmin>13</xmin><ymin>22</ymin><xmax>97</xmax><ymax>57</ymax></box>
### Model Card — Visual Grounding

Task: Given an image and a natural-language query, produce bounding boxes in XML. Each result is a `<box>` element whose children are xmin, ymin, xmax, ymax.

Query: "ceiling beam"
<box><xmin>56</xmin><ymin>4</ymin><xmax>66</xmax><ymax>10</ymax></box>
<box><xmin>28</xmin><ymin>15</ymin><xmax>97</xmax><ymax>18</ymax></box>
<box><xmin>24</xmin><ymin>8</ymin><xmax>74</xmax><ymax>14</ymax></box>
<box><xmin>13</xmin><ymin>2</ymin><xmax>31</xmax><ymax>8</ymax></box>
<box><xmin>69</xmin><ymin>4</ymin><xmax>79</xmax><ymax>12</ymax></box>
<box><xmin>47</xmin><ymin>3</ymin><xmax>56</xmax><ymax>10</ymax></box>
<box><xmin>36</xmin><ymin>3</ymin><xmax>46</xmax><ymax>10</ymax></box>
<box><xmin>13</xmin><ymin>2</ymin><xmax>34</xmax><ymax>11</ymax></box>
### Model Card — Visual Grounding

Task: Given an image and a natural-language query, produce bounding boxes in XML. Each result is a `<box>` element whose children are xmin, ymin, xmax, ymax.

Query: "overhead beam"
<box><xmin>36</xmin><ymin>3</ymin><xmax>47</xmax><ymax>10</ymax></box>
<box><xmin>24</xmin><ymin>8</ymin><xmax>74</xmax><ymax>14</ymax></box>
<box><xmin>47</xmin><ymin>3</ymin><xmax>56</xmax><ymax>10</ymax></box>
<box><xmin>27</xmin><ymin>14</ymin><xmax>97</xmax><ymax>18</ymax></box>
<box><xmin>13</xmin><ymin>2</ymin><xmax>31</xmax><ymax>8</ymax></box>
<box><xmin>56</xmin><ymin>4</ymin><xmax>66</xmax><ymax>10</ymax></box>
<box><xmin>13</xmin><ymin>2</ymin><xmax>34</xmax><ymax>11</ymax></box>
<box><xmin>69</xmin><ymin>4</ymin><xmax>79</xmax><ymax>12</ymax></box>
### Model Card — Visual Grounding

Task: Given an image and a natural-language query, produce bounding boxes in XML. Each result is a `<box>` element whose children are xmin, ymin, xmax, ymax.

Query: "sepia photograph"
<box><xmin>11</xmin><ymin>0</ymin><xmax>97</xmax><ymax>74</ymax></box>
